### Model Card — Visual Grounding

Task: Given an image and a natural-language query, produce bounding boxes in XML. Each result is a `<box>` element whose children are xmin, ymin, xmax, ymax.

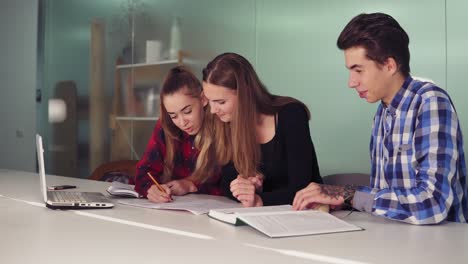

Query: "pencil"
<box><xmin>147</xmin><ymin>172</ymin><xmax>167</xmax><ymax>194</ymax></box>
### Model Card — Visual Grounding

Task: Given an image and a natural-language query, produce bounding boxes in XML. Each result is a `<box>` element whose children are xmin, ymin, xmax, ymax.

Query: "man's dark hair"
<box><xmin>337</xmin><ymin>13</ymin><xmax>410</xmax><ymax>77</ymax></box>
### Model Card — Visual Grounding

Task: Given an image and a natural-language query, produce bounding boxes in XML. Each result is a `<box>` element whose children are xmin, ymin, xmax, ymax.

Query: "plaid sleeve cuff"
<box><xmin>352</xmin><ymin>190</ymin><xmax>375</xmax><ymax>213</ymax></box>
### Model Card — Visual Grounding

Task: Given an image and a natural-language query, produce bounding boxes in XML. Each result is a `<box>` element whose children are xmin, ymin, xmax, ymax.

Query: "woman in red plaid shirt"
<box><xmin>135</xmin><ymin>66</ymin><xmax>222</xmax><ymax>203</ymax></box>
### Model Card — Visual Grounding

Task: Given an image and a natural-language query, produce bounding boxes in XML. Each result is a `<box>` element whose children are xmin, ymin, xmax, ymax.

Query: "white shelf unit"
<box><xmin>115</xmin><ymin>116</ymin><xmax>158</xmax><ymax>121</ymax></box>
<box><xmin>113</xmin><ymin>116</ymin><xmax>159</xmax><ymax>160</ymax></box>
<box><xmin>116</xmin><ymin>60</ymin><xmax>178</xmax><ymax>69</ymax></box>
<box><xmin>111</xmin><ymin>53</ymin><xmax>185</xmax><ymax>161</ymax></box>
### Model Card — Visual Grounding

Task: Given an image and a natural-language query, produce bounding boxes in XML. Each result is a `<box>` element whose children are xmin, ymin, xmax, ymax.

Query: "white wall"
<box><xmin>0</xmin><ymin>0</ymin><xmax>38</xmax><ymax>172</ymax></box>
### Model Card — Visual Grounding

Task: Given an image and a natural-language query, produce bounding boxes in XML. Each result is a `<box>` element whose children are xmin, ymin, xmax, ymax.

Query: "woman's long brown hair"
<box><xmin>202</xmin><ymin>52</ymin><xmax>309</xmax><ymax>178</ymax></box>
<box><xmin>159</xmin><ymin>66</ymin><xmax>218</xmax><ymax>184</ymax></box>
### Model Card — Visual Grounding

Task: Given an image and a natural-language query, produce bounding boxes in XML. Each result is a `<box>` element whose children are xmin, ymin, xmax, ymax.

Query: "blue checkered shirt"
<box><xmin>355</xmin><ymin>77</ymin><xmax>468</xmax><ymax>224</ymax></box>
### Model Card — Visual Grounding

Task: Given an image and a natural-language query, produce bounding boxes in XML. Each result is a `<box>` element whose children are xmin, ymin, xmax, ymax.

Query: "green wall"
<box><xmin>255</xmin><ymin>0</ymin><xmax>447</xmax><ymax>175</ymax></box>
<box><xmin>0</xmin><ymin>0</ymin><xmax>38</xmax><ymax>172</ymax></box>
<box><xmin>42</xmin><ymin>0</ymin><xmax>468</xmax><ymax>177</ymax></box>
<box><xmin>447</xmin><ymin>0</ymin><xmax>468</xmax><ymax>171</ymax></box>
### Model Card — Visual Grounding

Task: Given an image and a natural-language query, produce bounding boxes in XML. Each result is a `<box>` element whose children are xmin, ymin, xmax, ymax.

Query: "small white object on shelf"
<box><xmin>146</xmin><ymin>40</ymin><xmax>163</xmax><ymax>63</ymax></box>
<box><xmin>146</xmin><ymin>91</ymin><xmax>159</xmax><ymax>116</ymax></box>
<box><xmin>169</xmin><ymin>16</ymin><xmax>181</xmax><ymax>60</ymax></box>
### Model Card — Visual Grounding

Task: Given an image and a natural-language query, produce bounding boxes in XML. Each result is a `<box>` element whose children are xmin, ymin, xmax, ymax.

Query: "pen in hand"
<box><xmin>147</xmin><ymin>172</ymin><xmax>172</xmax><ymax>201</ymax></box>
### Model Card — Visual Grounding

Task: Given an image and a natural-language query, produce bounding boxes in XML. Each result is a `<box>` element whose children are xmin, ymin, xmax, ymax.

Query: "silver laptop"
<box><xmin>36</xmin><ymin>134</ymin><xmax>114</xmax><ymax>209</ymax></box>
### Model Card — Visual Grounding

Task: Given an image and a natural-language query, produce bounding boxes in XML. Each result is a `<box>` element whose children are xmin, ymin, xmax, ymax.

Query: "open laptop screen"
<box><xmin>35</xmin><ymin>134</ymin><xmax>113</xmax><ymax>209</ymax></box>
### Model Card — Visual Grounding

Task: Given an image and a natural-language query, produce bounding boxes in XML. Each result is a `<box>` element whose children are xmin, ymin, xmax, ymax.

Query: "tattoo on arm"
<box><xmin>319</xmin><ymin>184</ymin><xmax>357</xmax><ymax>201</ymax></box>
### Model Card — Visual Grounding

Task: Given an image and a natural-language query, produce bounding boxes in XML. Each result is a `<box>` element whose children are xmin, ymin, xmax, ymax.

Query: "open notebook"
<box><xmin>117</xmin><ymin>193</ymin><xmax>240</xmax><ymax>215</ymax></box>
<box><xmin>36</xmin><ymin>134</ymin><xmax>114</xmax><ymax>209</ymax></box>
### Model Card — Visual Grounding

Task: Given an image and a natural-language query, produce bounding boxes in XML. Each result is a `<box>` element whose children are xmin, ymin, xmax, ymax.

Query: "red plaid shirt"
<box><xmin>134</xmin><ymin>120</ymin><xmax>222</xmax><ymax>197</ymax></box>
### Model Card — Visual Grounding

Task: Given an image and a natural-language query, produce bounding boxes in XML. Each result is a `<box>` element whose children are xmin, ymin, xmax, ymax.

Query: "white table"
<box><xmin>1</xmin><ymin>169</ymin><xmax>467</xmax><ymax>264</ymax></box>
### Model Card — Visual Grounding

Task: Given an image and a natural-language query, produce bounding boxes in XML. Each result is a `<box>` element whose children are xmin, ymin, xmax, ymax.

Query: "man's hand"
<box><xmin>293</xmin><ymin>183</ymin><xmax>356</xmax><ymax>210</ymax></box>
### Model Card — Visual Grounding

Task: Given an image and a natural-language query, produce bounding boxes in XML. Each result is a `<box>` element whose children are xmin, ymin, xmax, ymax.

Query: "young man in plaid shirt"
<box><xmin>293</xmin><ymin>12</ymin><xmax>468</xmax><ymax>224</ymax></box>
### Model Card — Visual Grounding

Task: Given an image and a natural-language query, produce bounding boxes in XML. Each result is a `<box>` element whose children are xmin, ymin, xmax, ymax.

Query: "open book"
<box><xmin>208</xmin><ymin>205</ymin><xmax>293</xmax><ymax>225</ymax></box>
<box><xmin>107</xmin><ymin>182</ymin><xmax>141</xmax><ymax>198</ymax></box>
<box><xmin>117</xmin><ymin>194</ymin><xmax>240</xmax><ymax>215</ymax></box>
<box><xmin>208</xmin><ymin>205</ymin><xmax>363</xmax><ymax>238</ymax></box>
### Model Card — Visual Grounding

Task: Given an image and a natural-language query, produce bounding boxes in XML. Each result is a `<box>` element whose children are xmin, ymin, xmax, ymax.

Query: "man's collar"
<box><xmin>382</xmin><ymin>76</ymin><xmax>413</xmax><ymax>115</ymax></box>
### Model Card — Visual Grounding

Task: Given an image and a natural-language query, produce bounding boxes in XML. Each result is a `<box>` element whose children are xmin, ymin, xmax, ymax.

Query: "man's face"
<box><xmin>344</xmin><ymin>46</ymin><xmax>393</xmax><ymax>104</ymax></box>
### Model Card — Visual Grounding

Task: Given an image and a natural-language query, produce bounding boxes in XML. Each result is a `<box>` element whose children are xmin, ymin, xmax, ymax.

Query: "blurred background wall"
<box><xmin>1</xmin><ymin>0</ymin><xmax>466</xmax><ymax>178</ymax></box>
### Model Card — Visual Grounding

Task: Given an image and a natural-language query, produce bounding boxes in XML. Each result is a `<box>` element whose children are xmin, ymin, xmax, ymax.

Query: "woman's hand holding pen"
<box><xmin>146</xmin><ymin>171</ymin><xmax>197</xmax><ymax>203</ymax></box>
<box><xmin>147</xmin><ymin>184</ymin><xmax>172</xmax><ymax>203</ymax></box>
<box><xmin>146</xmin><ymin>172</ymin><xmax>173</xmax><ymax>203</ymax></box>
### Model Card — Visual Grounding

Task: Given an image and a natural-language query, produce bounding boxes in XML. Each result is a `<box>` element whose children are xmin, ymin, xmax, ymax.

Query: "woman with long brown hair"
<box><xmin>134</xmin><ymin>66</ymin><xmax>220</xmax><ymax>203</ymax></box>
<box><xmin>202</xmin><ymin>52</ymin><xmax>322</xmax><ymax>207</ymax></box>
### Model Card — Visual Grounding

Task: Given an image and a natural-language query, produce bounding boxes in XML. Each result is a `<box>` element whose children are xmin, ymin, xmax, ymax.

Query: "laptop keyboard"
<box><xmin>48</xmin><ymin>191</ymin><xmax>108</xmax><ymax>203</ymax></box>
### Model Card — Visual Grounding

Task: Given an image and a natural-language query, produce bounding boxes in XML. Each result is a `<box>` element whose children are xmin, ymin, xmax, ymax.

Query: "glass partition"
<box><xmin>41</xmin><ymin>0</ymin><xmax>256</xmax><ymax>177</ymax></box>
<box><xmin>40</xmin><ymin>0</ymin><xmax>467</xmax><ymax>178</ymax></box>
